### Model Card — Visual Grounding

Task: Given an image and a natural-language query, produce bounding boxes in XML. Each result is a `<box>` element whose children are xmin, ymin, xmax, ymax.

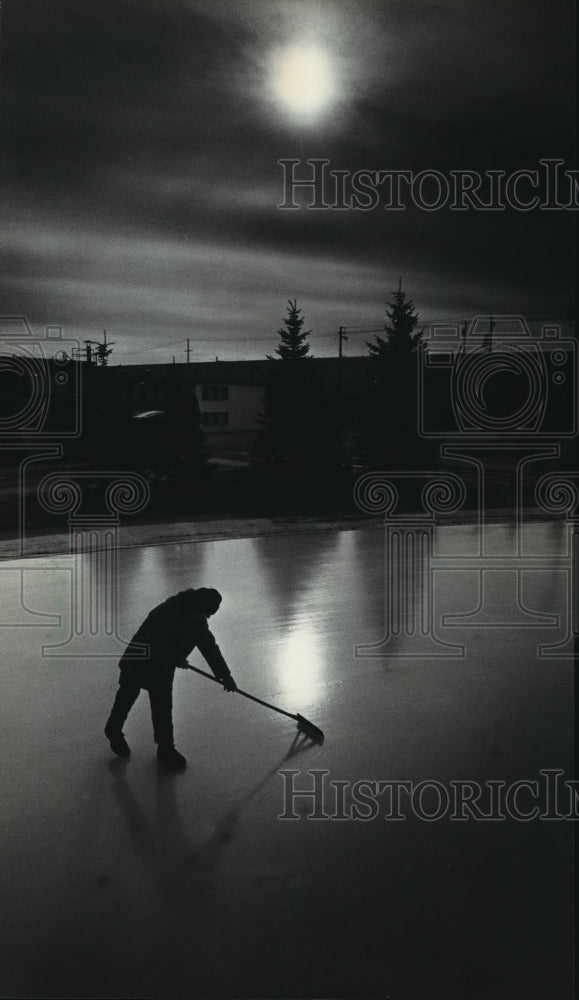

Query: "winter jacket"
<box><xmin>119</xmin><ymin>589</ymin><xmax>231</xmax><ymax>684</ymax></box>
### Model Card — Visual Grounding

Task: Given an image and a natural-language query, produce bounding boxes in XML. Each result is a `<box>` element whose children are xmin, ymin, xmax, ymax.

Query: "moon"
<box><xmin>270</xmin><ymin>45</ymin><xmax>336</xmax><ymax>118</ymax></box>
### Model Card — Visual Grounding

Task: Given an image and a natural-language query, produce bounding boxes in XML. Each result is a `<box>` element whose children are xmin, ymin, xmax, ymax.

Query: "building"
<box><xmin>102</xmin><ymin>357</ymin><xmax>373</xmax><ymax>455</ymax></box>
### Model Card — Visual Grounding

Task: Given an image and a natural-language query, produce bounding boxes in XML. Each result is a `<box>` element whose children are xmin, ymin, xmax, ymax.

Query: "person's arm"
<box><xmin>195</xmin><ymin>620</ymin><xmax>237</xmax><ymax>691</ymax></box>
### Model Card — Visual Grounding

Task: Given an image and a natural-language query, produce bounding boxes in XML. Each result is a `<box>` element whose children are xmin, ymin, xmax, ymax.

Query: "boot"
<box><xmin>105</xmin><ymin>726</ymin><xmax>131</xmax><ymax>757</ymax></box>
<box><xmin>157</xmin><ymin>745</ymin><xmax>187</xmax><ymax>770</ymax></box>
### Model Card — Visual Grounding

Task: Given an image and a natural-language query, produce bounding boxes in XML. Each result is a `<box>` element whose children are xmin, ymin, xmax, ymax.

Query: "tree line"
<box><xmin>253</xmin><ymin>286</ymin><xmax>435</xmax><ymax>507</ymax></box>
<box><xmin>75</xmin><ymin>283</ymin><xmax>434</xmax><ymax>514</ymax></box>
<box><xmin>0</xmin><ymin>283</ymin><xmax>437</xmax><ymax>524</ymax></box>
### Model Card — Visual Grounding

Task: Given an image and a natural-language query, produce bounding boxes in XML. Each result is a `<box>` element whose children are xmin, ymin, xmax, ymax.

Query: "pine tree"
<box><xmin>254</xmin><ymin>300</ymin><xmax>344</xmax><ymax>507</ymax></box>
<box><xmin>358</xmin><ymin>281</ymin><xmax>430</xmax><ymax>471</ymax></box>
<box><xmin>367</xmin><ymin>279</ymin><xmax>423</xmax><ymax>359</ymax></box>
<box><xmin>270</xmin><ymin>299</ymin><xmax>312</xmax><ymax>360</ymax></box>
<box><xmin>258</xmin><ymin>300</ymin><xmax>314</xmax><ymax>464</ymax></box>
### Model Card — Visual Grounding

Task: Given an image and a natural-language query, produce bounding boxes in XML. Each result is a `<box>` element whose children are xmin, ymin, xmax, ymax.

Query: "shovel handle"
<box><xmin>185</xmin><ymin>663</ymin><xmax>298</xmax><ymax>722</ymax></box>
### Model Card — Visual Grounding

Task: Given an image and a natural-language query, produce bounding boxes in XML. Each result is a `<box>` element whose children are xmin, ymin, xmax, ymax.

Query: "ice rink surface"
<box><xmin>0</xmin><ymin>523</ymin><xmax>574</xmax><ymax>999</ymax></box>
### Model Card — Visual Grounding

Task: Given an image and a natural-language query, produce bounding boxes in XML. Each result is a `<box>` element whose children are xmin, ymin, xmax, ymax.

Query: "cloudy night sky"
<box><xmin>0</xmin><ymin>0</ymin><xmax>575</xmax><ymax>363</ymax></box>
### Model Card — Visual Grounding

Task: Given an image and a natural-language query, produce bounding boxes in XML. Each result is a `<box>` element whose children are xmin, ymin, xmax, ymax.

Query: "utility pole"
<box><xmin>338</xmin><ymin>326</ymin><xmax>348</xmax><ymax>359</ymax></box>
<box><xmin>85</xmin><ymin>330</ymin><xmax>114</xmax><ymax>366</ymax></box>
<box><xmin>186</xmin><ymin>338</ymin><xmax>191</xmax><ymax>363</ymax></box>
<box><xmin>100</xmin><ymin>329</ymin><xmax>111</xmax><ymax>366</ymax></box>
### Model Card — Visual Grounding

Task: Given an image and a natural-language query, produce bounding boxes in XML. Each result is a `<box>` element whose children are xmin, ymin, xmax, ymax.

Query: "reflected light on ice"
<box><xmin>274</xmin><ymin>624</ymin><xmax>322</xmax><ymax>703</ymax></box>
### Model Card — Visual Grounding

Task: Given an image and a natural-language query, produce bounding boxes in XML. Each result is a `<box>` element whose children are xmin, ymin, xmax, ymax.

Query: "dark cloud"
<box><xmin>0</xmin><ymin>0</ymin><xmax>574</xmax><ymax>361</ymax></box>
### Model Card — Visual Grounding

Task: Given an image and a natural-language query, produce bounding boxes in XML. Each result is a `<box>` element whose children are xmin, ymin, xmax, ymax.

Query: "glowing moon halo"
<box><xmin>270</xmin><ymin>45</ymin><xmax>336</xmax><ymax>118</ymax></box>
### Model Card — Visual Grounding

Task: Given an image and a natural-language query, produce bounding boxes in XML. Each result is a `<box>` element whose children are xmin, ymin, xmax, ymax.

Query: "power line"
<box><xmin>109</xmin><ymin>314</ymin><xmax>573</xmax><ymax>360</ymax></box>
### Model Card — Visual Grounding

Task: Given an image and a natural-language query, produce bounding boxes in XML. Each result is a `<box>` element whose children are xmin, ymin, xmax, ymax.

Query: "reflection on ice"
<box><xmin>273</xmin><ymin>622</ymin><xmax>322</xmax><ymax>702</ymax></box>
<box><xmin>0</xmin><ymin>522</ymin><xmax>573</xmax><ymax>1000</ymax></box>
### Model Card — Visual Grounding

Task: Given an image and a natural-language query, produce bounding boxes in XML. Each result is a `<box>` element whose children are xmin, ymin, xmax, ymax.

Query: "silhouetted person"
<box><xmin>105</xmin><ymin>587</ymin><xmax>237</xmax><ymax>770</ymax></box>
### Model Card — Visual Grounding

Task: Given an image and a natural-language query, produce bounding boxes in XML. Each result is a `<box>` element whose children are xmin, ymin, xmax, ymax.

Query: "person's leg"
<box><xmin>149</xmin><ymin>676</ymin><xmax>186</xmax><ymax>769</ymax></box>
<box><xmin>105</xmin><ymin>681</ymin><xmax>141</xmax><ymax>756</ymax></box>
<box><xmin>148</xmin><ymin>678</ymin><xmax>175</xmax><ymax>748</ymax></box>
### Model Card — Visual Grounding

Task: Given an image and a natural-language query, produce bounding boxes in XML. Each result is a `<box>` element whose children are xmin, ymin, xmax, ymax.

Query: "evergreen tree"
<box><xmin>254</xmin><ymin>301</ymin><xmax>344</xmax><ymax>508</ymax></box>
<box><xmin>258</xmin><ymin>299</ymin><xmax>315</xmax><ymax>466</ymax></box>
<box><xmin>358</xmin><ymin>281</ymin><xmax>431</xmax><ymax>471</ymax></box>
<box><xmin>367</xmin><ymin>279</ymin><xmax>423</xmax><ymax>359</ymax></box>
<box><xmin>270</xmin><ymin>299</ymin><xmax>312</xmax><ymax>360</ymax></box>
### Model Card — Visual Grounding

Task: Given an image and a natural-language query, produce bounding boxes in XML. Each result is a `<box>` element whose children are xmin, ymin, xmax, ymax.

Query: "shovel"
<box><xmin>185</xmin><ymin>662</ymin><xmax>325</xmax><ymax>745</ymax></box>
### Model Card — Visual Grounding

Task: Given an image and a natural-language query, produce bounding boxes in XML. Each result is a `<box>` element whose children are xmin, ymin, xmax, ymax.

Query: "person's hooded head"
<box><xmin>193</xmin><ymin>588</ymin><xmax>222</xmax><ymax>617</ymax></box>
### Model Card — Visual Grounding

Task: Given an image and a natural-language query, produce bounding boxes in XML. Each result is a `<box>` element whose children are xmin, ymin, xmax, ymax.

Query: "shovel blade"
<box><xmin>296</xmin><ymin>713</ymin><xmax>325</xmax><ymax>745</ymax></box>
